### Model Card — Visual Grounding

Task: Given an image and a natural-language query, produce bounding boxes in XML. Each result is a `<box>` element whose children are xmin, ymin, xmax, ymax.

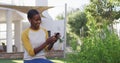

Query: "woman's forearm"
<box><xmin>34</xmin><ymin>42</ymin><xmax>49</xmax><ymax>55</ymax></box>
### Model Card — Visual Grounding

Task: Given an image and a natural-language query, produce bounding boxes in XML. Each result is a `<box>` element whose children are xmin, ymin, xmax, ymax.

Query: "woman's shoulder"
<box><xmin>40</xmin><ymin>27</ymin><xmax>47</xmax><ymax>32</ymax></box>
<box><xmin>22</xmin><ymin>28</ymin><xmax>30</xmax><ymax>34</ymax></box>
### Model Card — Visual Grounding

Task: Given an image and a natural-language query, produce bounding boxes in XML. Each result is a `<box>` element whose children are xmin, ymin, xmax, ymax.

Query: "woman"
<box><xmin>21</xmin><ymin>9</ymin><xmax>58</xmax><ymax>63</ymax></box>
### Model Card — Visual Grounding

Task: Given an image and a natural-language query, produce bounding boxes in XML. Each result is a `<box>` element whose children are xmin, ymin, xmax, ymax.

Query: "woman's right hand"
<box><xmin>46</xmin><ymin>36</ymin><xmax>57</xmax><ymax>44</ymax></box>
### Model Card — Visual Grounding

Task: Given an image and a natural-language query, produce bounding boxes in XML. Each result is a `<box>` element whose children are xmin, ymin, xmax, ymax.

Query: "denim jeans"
<box><xmin>24</xmin><ymin>58</ymin><xmax>53</xmax><ymax>63</ymax></box>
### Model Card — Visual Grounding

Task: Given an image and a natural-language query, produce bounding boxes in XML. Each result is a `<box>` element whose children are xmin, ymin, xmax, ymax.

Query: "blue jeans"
<box><xmin>24</xmin><ymin>58</ymin><xmax>53</xmax><ymax>63</ymax></box>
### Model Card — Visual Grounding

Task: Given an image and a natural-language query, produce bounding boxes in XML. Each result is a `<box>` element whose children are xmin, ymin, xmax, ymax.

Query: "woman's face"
<box><xmin>29</xmin><ymin>14</ymin><xmax>41</xmax><ymax>30</ymax></box>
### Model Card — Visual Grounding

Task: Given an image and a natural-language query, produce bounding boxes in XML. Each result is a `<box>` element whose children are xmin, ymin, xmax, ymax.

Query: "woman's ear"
<box><xmin>28</xmin><ymin>18</ymin><xmax>31</xmax><ymax>22</ymax></box>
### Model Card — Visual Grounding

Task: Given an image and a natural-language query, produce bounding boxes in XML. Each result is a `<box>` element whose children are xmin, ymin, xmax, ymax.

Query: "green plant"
<box><xmin>65</xmin><ymin>0</ymin><xmax>120</xmax><ymax>63</ymax></box>
<box><xmin>66</xmin><ymin>13</ymin><xmax>120</xmax><ymax>63</ymax></box>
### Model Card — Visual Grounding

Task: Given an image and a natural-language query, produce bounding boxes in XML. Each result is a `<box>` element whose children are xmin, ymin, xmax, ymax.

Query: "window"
<box><xmin>0</xmin><ymin>23</ymin><xmax>14</xmax><ymax>45</ymax></box>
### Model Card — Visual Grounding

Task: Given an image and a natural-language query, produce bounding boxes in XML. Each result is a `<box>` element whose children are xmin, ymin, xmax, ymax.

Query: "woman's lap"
<box><xmin>24</xmin><ymin>58</ymin><xmax>53</xmax><ymax>63</ymax></box>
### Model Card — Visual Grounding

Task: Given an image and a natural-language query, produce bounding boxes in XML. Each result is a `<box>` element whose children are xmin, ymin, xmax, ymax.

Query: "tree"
<box><xmin>67</xmin><ymin>10</ymin><xmax>88</xmax><ymax>37</ymax></box>
<box><xmin>56</xmin><ymin>9</ymin><xmax>88</xmax><ymax>37</ymax></box>
<box><xmin>86</xmin><ymin>0</ymin><xmax>120</xmax><ymax>25</ymax></box>
<box><xmin>56</xmin><ymin>14</ymin><xmax>64</xmax><ymax>20</ymax></box>
<box><xmin>56</xmin><ymin>9</ymin><xmax>88</xmax><ymax>50</ymax></box>
<box><xmin>66</xmin><ymin>0</ymin><xmax>120</xmax><ymax>63</ymax></box>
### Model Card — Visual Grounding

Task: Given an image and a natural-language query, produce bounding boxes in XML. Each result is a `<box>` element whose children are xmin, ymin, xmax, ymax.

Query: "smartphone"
<box><xmin>55</xmin><ymin>33</ymin><xmax>63</xmax><ymax>43</ymax></box>
<box><xmin>55</xmin><ymin>33</ymin><xmax>60</xmax><ymax>38</ymax></box>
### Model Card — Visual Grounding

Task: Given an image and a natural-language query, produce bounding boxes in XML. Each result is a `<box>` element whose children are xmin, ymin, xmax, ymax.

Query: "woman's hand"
<box><xmin>46</xmin><ymin>33</ymin><xmax>61</xmax><ymax>44</ymax></box>
<box><xmin>46</xmin><ymin>36</ymin><xmax>57</xmax><ymax>44</ymax></box>
<box><xmin>45</xmin><ymin>33</ymin><xmax>61</xmax><ymax>50</ymax></box>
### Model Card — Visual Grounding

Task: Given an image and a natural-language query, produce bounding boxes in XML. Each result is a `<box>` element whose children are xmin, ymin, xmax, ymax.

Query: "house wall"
<box><xmin>0</xmin><ymin>0</ymin><xmax>65</xmax><ymax>53</ymax></box>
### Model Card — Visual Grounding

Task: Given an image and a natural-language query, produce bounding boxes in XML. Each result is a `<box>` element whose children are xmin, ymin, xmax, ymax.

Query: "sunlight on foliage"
<box><xmin>12</xmin><ymin>60</ymin><xmax>23</xmax><ymax>63</ymax></box>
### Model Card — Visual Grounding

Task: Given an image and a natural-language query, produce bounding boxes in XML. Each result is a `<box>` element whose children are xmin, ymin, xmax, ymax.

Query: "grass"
<box><xmin>51</xmin><ymin>58</ymin><xmax>65</xmax><ymax>63</ymax></box>
<box><xmin>0</xmin><ymin>59</ymin><xmax>23</xmax><ymax>63</ymax></box>
<box><xmin>0</xmin><ymin>59</ymin><xmax>65</xmax><ymax>63</ymax></box>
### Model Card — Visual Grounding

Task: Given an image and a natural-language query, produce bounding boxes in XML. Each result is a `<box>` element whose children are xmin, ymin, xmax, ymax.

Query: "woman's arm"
<box><xmin>34</xmin><ymin>36</ymin><xmax>56</xmax><ymax>55</ymax></box>
<box><xmin>46</xmin><ymin>33</ymin><xmax>60</xmax><ymax>50</ymax></box>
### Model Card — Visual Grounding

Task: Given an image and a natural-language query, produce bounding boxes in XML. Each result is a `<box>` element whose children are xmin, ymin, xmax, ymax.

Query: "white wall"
<box><xmin>52</xmin><ymin>20</ymin><xmax>64</xmax><ymax>50</ymax></box>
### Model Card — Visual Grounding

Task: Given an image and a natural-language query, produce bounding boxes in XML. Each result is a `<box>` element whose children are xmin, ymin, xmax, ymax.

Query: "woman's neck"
<box><xmin>30</xmin><ymin>26</ymin><xmax>40</xmax><ymax>30</ymax></box>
